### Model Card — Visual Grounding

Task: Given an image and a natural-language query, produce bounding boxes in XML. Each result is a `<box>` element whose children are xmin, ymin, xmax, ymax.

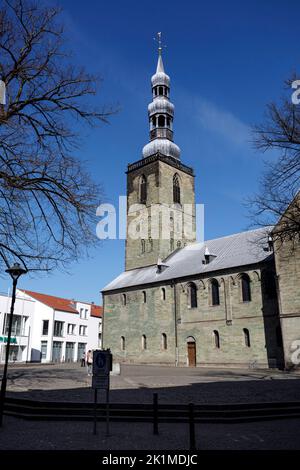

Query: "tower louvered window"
<box><xmin>173</xmin><ymin>174</ymin><xmax>180</xmax><ymax>204</ymax></box>
<box><xmin>140</xmin><ymin>175</ymin><xmax>147</xmax><ymax>204</ymax></box>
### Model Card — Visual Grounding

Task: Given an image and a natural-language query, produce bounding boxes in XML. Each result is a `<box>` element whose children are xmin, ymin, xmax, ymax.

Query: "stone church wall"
<box><xmin>103</xmin><ymin>265</ymin><xmax>282</xmax><ymax>368</ymax></box>
<box><xmin>274</xmin><ymin>235</ymin><xmax>300</xmax><ymax>369</ymax></box>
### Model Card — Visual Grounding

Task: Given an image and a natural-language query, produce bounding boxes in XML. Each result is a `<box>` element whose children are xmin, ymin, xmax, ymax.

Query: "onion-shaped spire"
<box><xmin>142</xmin><ymin>33</ymin><xmax>180</xmax><ymax>160</ymax></box>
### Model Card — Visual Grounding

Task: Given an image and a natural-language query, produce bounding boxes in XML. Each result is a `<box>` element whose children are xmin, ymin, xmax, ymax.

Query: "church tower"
<box><xmin>125</xmin><ymin>34</ymin><xmax>196</xmax><ymax>271</ymax></box>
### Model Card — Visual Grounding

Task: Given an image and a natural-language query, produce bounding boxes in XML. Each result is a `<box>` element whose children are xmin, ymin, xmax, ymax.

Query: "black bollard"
<box><xmin>188</xmin><ymin>402</ymin><xmax>196</xmax><ymax>451</ymax></box>
<box><xmin>153</xmin><ymin>392</ymin><xmax>158</xmax><ymax>435</ymax></box>
<box><xmin>93</xmin><ymin>388</ymin><xmax>98</xmax><ymax>435</ymax></box>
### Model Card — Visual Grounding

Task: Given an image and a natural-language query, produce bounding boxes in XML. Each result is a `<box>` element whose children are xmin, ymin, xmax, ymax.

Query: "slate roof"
<box><xmin>102</xmin><ymin>228</ymin><xmax>273</xmax><ymax>292</ymax></box>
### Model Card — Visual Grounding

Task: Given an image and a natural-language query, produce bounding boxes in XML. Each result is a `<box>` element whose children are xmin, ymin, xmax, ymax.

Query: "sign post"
<box><xmin>91</xmin><ymin>349</ymin><xmax>112</xmax><ymax>436</ymax></box>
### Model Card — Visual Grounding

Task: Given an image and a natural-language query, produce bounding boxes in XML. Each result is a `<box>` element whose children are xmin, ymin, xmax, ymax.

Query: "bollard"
<box><xmin>153</xmin><ymin>392</ymin><xmax>158</xmax><ymax>435</ymax></box>
<box><xmin>93</xmin><ymin>388</ymin><xmax>98</xmax><ymax>435</ymax></box>
<box><xmin>188</xmin><ymin>402</ymin><xmax>196</xmax><ymax>451</ymax></box>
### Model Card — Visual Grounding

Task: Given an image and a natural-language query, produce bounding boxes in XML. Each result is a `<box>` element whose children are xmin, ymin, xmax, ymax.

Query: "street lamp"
<box><xmin>0</xmin><ymin>262</ymin><xmax>27</xmax><ymax>427</ymax></box>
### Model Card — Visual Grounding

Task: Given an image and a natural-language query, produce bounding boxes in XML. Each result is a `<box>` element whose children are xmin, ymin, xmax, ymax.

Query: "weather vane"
<box><xmin>153</xmin><ymin>32</ymin><xmax>166</xmax><ymax>55</ymax></box>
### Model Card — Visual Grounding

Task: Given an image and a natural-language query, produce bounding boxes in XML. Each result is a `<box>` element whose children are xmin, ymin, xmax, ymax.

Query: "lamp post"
<box><xmin>0</xmin><ymin>262</ymin><xmax>27</xmax><ymax>427</ymax></box>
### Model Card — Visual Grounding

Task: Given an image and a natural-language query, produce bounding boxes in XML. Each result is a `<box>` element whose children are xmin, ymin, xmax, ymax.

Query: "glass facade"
<box><xmin>41</xmin><ymin>340</ymin><xmax>47</xmax><ymax>360</ymax></box>
<box><xmin>65</xmin><ymin>342</ymin><xmax>75</xmax><ymax>362</ymax></box>
<box><xmin>52</xmin><ymin>341</ymin><xmax>62</xmax><ymax>362</ymax></box>
<box><xmin>77</xmin><ymin>342</ymin><xmax>86</xmax><ymax>361</ymax></box>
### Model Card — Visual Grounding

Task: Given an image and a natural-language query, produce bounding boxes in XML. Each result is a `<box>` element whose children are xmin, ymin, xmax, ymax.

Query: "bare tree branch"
<box><xmin>0</xmin><ymin>0</ymin><xmax>114</xmax><ymax>273</ymax></box>
<box><xmin>249</xmin><ymin>73</ymin><xmax>300</xmax><ymax>249</ymax></box>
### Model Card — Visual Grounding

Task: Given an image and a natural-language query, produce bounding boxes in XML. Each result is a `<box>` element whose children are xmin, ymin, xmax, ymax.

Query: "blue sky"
<box><xmin>4</xmin><ymin>0</ymin><xmax>299</xmax><ymax>303</ymax></box>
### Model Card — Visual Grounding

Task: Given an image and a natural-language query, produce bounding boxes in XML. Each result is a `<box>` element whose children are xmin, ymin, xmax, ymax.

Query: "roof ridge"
<box><xmin>186</xmin><ymin>227</ymin><xmax>270</xmax><ymax>249</ymax></box>
<box><xmin>20</xmin><ymin>289</ymin><xmax>101</xmax><ymax>308</ymax></box>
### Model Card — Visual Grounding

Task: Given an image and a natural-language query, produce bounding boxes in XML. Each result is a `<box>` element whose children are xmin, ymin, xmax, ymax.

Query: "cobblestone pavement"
<box><xmin>1</xmin><ymin>364</ymin><xmax>300</xmax><ymax>450</ymax></box>
<box><xmin>1</xmin><ymin>363</ymin><xmax>300</xmax><ymax>404</ymax></box>
<box><xmin>0</xmin><ymin>416</ymin><xmax>300</xmax><ymax>450</ymax></box>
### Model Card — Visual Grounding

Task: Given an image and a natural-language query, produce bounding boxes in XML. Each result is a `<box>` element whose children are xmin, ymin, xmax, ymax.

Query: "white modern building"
<box><xmin>0</xmin><ymin>290</ymin><xmax>33</xmax><ymax>362</ymax></box>
<box><xmin>0</xmin><ymin>289</ymin><xmax>102</xmax><ymax>363</ymax></box>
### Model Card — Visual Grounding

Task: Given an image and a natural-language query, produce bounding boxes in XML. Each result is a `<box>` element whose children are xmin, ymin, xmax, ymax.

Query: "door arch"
<box><xmin>186</xmin><ymin>336</ymin><xmax>196</xmax><ymax>367</ymax></box>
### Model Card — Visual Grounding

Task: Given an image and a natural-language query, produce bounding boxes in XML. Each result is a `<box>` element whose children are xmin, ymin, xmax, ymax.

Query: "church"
<box><xmin>102</xmin><ymin>40</ymin><xmax>300</xmax><ymax>369</ymax></box>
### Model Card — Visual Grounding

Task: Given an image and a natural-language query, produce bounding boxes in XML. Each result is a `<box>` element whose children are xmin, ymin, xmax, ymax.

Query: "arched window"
<box><xmin>142</xmin><ymin>334</ymin><xmax>147</xmax><ymax>350</ymax></box>
<box><xmin>158</xmin><ymin>115</ymin><xmax>165</xmax><ymax>127</ymax></box>
<box><xmin>161</xmin><ymin>333</ymin><xmax>167</xmax><ymax>350</ymax></box>
<box><xmin>213</xmin><ymin>330</ymin><xmax>220</xmax><ymax>349</ymax></box>
<box><xmin>161</xmin><ymin>287</ymin><xmax>166</xmax><ymax>301</ymax></box>
<box><xmin>188</xmin><ymin>282</ymin><xmax>197</xmax><ymax>309</ymax></box>
<box><xmin>241</xmin><ymin>274</ymin><xmax>251</xmax><ymax>302</ymax></box>
<box><xmin>152</xmin><ymin>116</ymin><xmax>157</xmax><ymax>127</ymax></box>
<box><xmin>173</xmin><ymin>174</ymin><xmax>181</xmax><ymax>204</ymax></box>
<box><xmin>243</xmin><ymin>328</ymin><xmax>251</xmax><ymax>347</ymax></box>
<box><xmin>140</xmin><ymin>175</ymin><xmax>147</xmax><ymax>204</ymax></box>
<box><xmin>211</xmin><ymin>279</ymin><xmax>220</xmax><ymax>306</ymax></box>
<box><xmin>142</xmin><ymin>291</ymin><xmax>146</xmax><ymax>303</ymax></box>
<box><xmin>120</xmin><ymin>336</ymin><xmax>125</xmax><ymax>351</ymax></box>
<box><xmin>159</xmin><ymin>86</ymin><xmax>164</xmax><ymax>95</ymax></box>
<box><xmin>121</xmin><ymin>294</ymin><xmax>126</xmax><ymax>306</ymax></box>
<box><xmin>141</xmin><ymin>239</ymin><xmax>145</xmax><ymax>254</ymax></box>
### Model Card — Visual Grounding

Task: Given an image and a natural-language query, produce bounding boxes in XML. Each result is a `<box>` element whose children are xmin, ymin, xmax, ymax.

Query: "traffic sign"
<box><xmin>92</xmin><ymin>349</ymin><xmax>112</xmax><ymax>376</ymax></box>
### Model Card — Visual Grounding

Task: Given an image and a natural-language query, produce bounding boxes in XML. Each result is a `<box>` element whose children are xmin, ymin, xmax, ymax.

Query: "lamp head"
<box><xmin>6</xmin><ymin>262</ymin><xmax>28</xmax><ymax>280</ymax></box>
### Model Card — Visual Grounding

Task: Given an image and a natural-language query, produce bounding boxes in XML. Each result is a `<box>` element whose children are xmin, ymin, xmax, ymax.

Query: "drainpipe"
<box><xmin>171</xmin><ymin>280</ymin><xmax>178</xmax><ymax>367</ymax></box>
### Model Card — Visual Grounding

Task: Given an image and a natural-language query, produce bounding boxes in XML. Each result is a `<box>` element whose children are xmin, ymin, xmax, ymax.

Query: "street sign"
<box><xmin>92</xmin><ymin>349</ymin><xmax>112</xmax><ymax>376</ymax></box>
<box><xmin>91</xmin><ymin>349</ymin><xmax>113</xmax><ymax>437</ymax></box>
<box><xmin>0</xmin><ymin>336</ymin><xmax>17</xmax><ymax>344</ymax></box>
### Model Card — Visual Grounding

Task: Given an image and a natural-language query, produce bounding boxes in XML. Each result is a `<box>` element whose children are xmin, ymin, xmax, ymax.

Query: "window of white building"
<box><xmin>53</xmin><ymin>321</ymin><xmax>64</xmax><ymax>337</ymax></box>
<box><xmin>3</xmin><ymin>314</ymin><xmax>26</xmax><ymax>336</ymax></box>
<box><xmin>79</xmin><ymin>325</ymin><xmax>87</xmax><ymax>336</ymax></box>
<box><xmin>42</xmin><ymin>320</ymin><xmax>49</xmax><ymax>336</ymax></box>
<box><xmin>67</xmin><ymin>323</ymin><xmax>75</xmax><ymax>335</ymax></box>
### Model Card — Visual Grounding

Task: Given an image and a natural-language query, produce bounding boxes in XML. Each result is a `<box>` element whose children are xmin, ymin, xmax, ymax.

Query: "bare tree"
<box><xmin>250</xmin><ymin>73</ymin><xmax>300</xmax><ymax>247</ymax></box>
<box><xmin>0</xmin><ymin>0</ymin><xmax>112</xmax><ymax>273</ymax></box>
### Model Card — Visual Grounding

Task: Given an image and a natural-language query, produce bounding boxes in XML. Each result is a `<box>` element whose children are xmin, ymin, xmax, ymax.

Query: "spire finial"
<box><xmin>154</xmin><ymin>32</ymin><xmax>166</xmax><ymax>55</ymax></box>
<box><xmin>157</xmin><ymin>32</ymin><xmax>162</xmax><ymax>54</ymax></box>
<box><xmin>154</xmin><ymin>32</ymin><xmax>166</xmax><ymax>73</ymax></box>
